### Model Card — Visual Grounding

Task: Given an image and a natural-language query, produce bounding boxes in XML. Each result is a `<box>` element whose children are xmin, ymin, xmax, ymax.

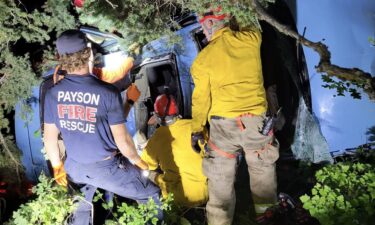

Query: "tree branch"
<box><xmin>104</xmin><ymin>0</ymin><xmax>118</xmax><ymax>9</ymax></box>
<box><xmin>0</xmin><ymin>75</ymin><xmax>5</xmax><ymax>86</ymax></box>
<box><xmin>0</xmin><ymin>132</ymin><xmax>22</xmax><ymax>183</ymax></box>
<box><xmin>250</xmin><ymin>0</ymin><xmax>375</xmax><ymax>101</ymax></box>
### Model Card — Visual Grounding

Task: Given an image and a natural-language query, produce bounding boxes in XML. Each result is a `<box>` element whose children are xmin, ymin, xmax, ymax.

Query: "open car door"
<box><xmin>132</xmin><ymin>53</ymin><xmax>185</xmax><ymax>138</ymax></box>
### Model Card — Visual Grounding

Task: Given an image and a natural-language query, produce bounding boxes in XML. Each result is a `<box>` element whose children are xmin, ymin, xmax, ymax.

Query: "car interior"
<box><xmin>131</xmin><ymin>55</ymin><xmax>183</xmax><ymax>138</ymax></box>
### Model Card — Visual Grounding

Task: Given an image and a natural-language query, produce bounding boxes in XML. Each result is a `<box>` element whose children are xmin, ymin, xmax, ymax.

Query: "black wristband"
<box><xmin>127</xmin><ymin>99</ymin><xmax>134</xmax><ymax>105</ymax></box>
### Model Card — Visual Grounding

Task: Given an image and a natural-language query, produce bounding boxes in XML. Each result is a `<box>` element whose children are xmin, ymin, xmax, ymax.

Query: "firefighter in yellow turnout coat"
<box><xmin>141</xmin><ymin>94</ymin><xmax>208</xmax><ymax>207</ymax></box>
<box><xmin>190</xmin><ymin>9</ymin><xmax>280</xmax><ymax>225</ymax></box>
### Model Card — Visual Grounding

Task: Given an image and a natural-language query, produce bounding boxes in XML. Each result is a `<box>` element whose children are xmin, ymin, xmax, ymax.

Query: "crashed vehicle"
<box><xmin>16</xmin><ymin>1</ymin><xmax>338</xmax><ymax>183</ymax></box>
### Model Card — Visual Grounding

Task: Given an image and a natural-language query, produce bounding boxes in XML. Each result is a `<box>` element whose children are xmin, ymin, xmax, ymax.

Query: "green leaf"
<box><xmin>33</xmin><ymin>129</ymin><xmax>41</xmax><ymax>138</ymax></box>
<box><xmin>300</xmin><ymin>195</ymin><xmax>310</xmax><ymax>203</ymax></box>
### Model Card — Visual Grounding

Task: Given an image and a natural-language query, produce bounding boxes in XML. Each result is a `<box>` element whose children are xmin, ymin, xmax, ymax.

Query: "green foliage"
<box><xmin>78</xmin><ymin>0</ymin><xmax>178</xmax><ymax>48</ymax></box>
<box><xmin>7</xmin><ymin>177</ymin><xmax>196</xmax><ymax>225</ymax></box>
<box><xmin>0</xmin><ymin>0</ymin><xmax>75</xmax><ymax>133</ymax></box>
<box><xmin>300</xmin><ymin>162</ymin><xmax>375</xmax><ymax>225</ymax></box>
<box><xmin>354</xmin><ymin>145</ymin><xmax>375</xmax><ymax>165</ymax></box>
<box><xmin>0</xmin><ymin>0</ymin><xmax>75</xmax><ymax>174</ymax></box>
<box><xmin>78</xmin><ymin>0</ymin><xmax>274</xmax><ymax>49</ymax></box>
<box><xmin>366</xmin><ymin>126</ymin><xmax>375</xmax><ymax>142</ymax></box>
<box><xmin>6</xmin><ymin>174</ymin><xmax>76</xmax><ymax>225</ymax></box>
<box><xmin>41</xmin><ymin>0</ymin><xmax>77</xmax><ymax>35</ymax></box>
<box><xmin>104</xmin><ymin>197</ymin><xmax>161</xmax><ymax>225</ymax></box>
<box><xmin>0</xmin><ymin>0</ymin><xmax>75</xmax><ymax>45</ymax></box>
<box><xmin>321</xmin><ymin>74</ymin><xmax>364</xmax><ymax>99</ymax></box>
<box><xmin>0</xmin><ymin>49</ymin><xmax>39</xmax><ymax>119</ymax></box>
<box><xmin>369</xmin><ymin>37</ymin><xmax>375</xmax><ymax>46</ymax></box>
<box><xmin>183</xmin><ymin>0</ymin><xmax>274</xmax><ymax>28</ymax></box>
<box><xmin>0</xmin><ymin>135</ymin><xmax>23</xmax><ymax>183</ymax></box>
<box><xmin>76</xmin><ymin>0</ymin><xmax>373</xmax><ymax>100</ymax></box>
<box><xmin>92</xmin><ymin>192</ymin><xmax>195</xmax><ymax>225</ymax></box>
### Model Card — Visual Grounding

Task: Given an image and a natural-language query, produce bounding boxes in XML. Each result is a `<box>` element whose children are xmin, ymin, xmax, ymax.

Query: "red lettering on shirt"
<box><xmin>74</xmin><ymin>105</ymin><xmax>85</xmax><ymax>120</ymax></box>
<box><xmin>68</xmin><ymin>105</ymin><xmax>75</xmax><ymax>119</ymax></box>
<box><xmin>85</xmin><ymin>107</ymin><xmax>97</xmax><ymax>123</ymax></box>
<box><xmin>57</xmin><ymin>104</ymin><xmax>97</xmax><ymax>122</ymax></box>
<box><xmin>58</xmin><ymin>104</ymin><xmax>68</xmax><ymax>119</ymax></box>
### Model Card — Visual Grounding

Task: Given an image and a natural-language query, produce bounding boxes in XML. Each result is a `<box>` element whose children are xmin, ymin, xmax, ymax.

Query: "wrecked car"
<box><xmin>15</xmin><ymin>2</ymin><xmax>330</xmax><ymax>182</ymax></box>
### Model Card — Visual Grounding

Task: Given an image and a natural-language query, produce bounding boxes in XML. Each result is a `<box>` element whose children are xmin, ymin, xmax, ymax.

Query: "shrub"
<box><xmin>101</xmin><ymin>193</ymin><xmax>193</xmax><ymax>225</ymax></box>
<box><xmin>6</xmin><ymin>174</ymin><xmax>194</xmax><ymax>225</ymax></box>
<box><xmin>6</xmin><ymin>174</ymin><xmax>76</xmax><ymax>225</ymax></box>
<box><xmin>300</xmin><ymin>162</ymin><xmax>375</xmax><ymax>225</ymax></box>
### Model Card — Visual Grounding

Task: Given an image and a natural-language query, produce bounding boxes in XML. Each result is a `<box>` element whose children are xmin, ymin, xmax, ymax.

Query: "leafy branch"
<box><xmin>78</xmin><ymin>0</ymin><xmax>374</xmax><ymax>100</ymax></box>
<box><xmin>250</xmin><ymin>0</ymin><xmax>375</xmax><ymax>101</ymax></box>
<box><xmin>6</xmin><ymin>174</ymin><xmax>76</xmax><ymax>225</ymax></box>
<box><xmin>300</xmin><ymin>162</ymin><xmax>375</xmax><ymax>225</ymax></box>
<box><xmin>0</xmin><ymin>0</ymin><xmax>76</xmax><ymax>182</ymax></box>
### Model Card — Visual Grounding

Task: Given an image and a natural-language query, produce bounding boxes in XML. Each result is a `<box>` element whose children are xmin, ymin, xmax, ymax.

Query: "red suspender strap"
<box><xmin>208</xmin><ymin>140</ymin><xmax>238</xmax><ymax>159</ymax></box>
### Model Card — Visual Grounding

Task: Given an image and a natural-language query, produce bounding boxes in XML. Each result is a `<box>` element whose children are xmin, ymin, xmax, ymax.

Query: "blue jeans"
<box><xmin>65</xmin><ymin>156</ymin><xmax>163</xmax><ymax>225</ymax></box>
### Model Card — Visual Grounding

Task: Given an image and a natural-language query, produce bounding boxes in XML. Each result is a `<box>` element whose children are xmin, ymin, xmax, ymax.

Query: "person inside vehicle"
<box><xmin>53</xmin><ymin>39</ymin><xmax>137</xmax><ymax>87</ymax></box>
<box><xmin>43</xmin><ymin>29</ymin><xmax>162</xmax><ymax>225</ymax></box>
<box><xmin>190</xmin><ymin>7</ymin><xmax>280</xmax><ymax>225</ymax></box>
<box><xmin>138</xmin><ymin>94</ymin><xmax>208</xmax><ymax>207</ymax></box>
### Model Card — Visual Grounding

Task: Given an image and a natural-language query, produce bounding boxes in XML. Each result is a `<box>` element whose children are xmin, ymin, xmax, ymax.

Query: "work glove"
<box><xmin>52</xmin><ymin>162</ymin><xmax>68</xmax><ymax>187</ymax></box>
<box><xmin>126</xmin><ymin>84</ymin><xmax>141</xmax><ymax>104</ymax></box>
<box><xmin>191</xmin><ymin>132</ymin><xmax>205</xmax><ymax>154</ymax></box>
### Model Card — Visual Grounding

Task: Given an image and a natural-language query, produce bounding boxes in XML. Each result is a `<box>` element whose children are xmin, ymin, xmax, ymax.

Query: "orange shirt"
<box><xmin>55</xmin><ymin>57</ymin><xmax>134</xmax><ymax>84</ymax></box>
<box><xmin>93</xmin><ymin>57</ymin><xmax>134</xmax><ymax>83</ymax></box>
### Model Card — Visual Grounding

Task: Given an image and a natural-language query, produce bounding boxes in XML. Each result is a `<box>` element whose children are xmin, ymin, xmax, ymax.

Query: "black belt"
<box><xmin>211</xmin><ymin>115</ymin><xmax>226</xmax><ymax>120</ymax></box>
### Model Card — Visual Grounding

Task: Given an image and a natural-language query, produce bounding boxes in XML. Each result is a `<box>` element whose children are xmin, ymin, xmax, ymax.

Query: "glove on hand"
<box><xmin>126</xmin><ymin>84</ymin><xmax>141</xmax><ymax>103</ymax></box>
<box><xmin>52</xmin><ymin>162</ymin><xmax>67</xmax><ymax>187</ymax></box>
<box><xmin>191</xmin><ymin>132</ymin><xmax>205</xmax><ymax>154</ymax></box>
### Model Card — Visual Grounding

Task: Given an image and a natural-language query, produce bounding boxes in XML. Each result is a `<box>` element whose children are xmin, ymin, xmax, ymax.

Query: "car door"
<box><xmin>132</xmin><ymin>53</ymin><xmax>184</xmax><ymax>138</ymax></box>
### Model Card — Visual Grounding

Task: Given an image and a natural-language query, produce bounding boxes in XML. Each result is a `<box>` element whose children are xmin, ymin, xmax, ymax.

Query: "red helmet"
<box><xmin>154</xmin><ymin>94</ymin><xmax>179</xmax><ymax>126</ymax></box>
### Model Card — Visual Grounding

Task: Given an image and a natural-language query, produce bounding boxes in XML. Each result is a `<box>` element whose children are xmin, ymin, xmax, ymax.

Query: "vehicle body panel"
<box><xmin>15</xmin><ymin>87</ymin><xmax>50</xmax><ymax>182</ymax></box>
<box><xmin>295</xmin><ymin>0</ymin><xmax>375</xmax><ymax>153</ymax></box>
